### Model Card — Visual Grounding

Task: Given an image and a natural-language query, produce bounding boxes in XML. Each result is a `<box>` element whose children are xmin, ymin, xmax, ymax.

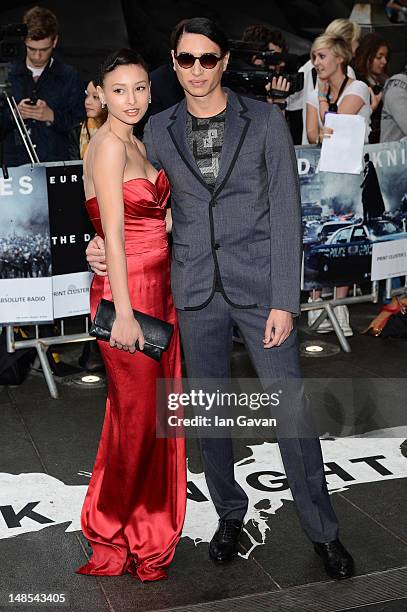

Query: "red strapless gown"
<box><xmin>76</xmin><ymin>170</ymin><xmax>186</xmax><ymax>582</ymax></box>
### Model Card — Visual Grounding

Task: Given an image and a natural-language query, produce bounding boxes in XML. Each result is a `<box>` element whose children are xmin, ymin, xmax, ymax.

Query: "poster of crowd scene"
<box><xmin>0</xmin><ymin>165</ymin><xmax>53</xmax><ymax>325</ymax></box>
<box><xmin>0</xmin><ymin>166</ymin><xmax>52</xmax><ymax>280</ymax></box>
<box><xmin>298</xmin><ymin>140</ymin><xmax>407</xmax><ymax>290</ymax></box>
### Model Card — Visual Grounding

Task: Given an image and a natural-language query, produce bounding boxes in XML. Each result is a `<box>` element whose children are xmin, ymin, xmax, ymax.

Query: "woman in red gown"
<box><xmin>76</xmin><ymin>49</ymin><xmax>186</xmax><ymax>582</ymax></box>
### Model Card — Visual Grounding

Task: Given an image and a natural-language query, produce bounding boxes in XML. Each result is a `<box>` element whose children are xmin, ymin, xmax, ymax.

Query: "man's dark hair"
<box><xmin>23</xmin><ymin>6</ymin><xmax>58</xmax><ymax>40</ymax></box>
<box><xmin>97</xmin><ymin>48</ymin><xmax>149</xmax><ymax>86</ymax></box>
<box><xmin>170</xmin><ymin>17</ymin><xmax>229</xmax><ymax>55</ymax></box>
<box><xmin>268</xmin><ymin>29</ymin><xmax>288</xmax><ymax>53</ymax></box>
<box><xmin>242</xmin><ymin>24</ymin><xmax>288</xmax><ymax>53</ymax></box>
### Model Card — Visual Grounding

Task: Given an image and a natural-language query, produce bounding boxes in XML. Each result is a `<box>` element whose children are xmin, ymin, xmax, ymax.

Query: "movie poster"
<box><xmin>0</xmin><ymin>165</ymin><xmax>53</xmax><ymax>324</ymax></box>
<box><xmin>46</xmin><ymin>162</ymin><xmax>93</xmax><ymax>318</ymax></box>
<box><xmin>297</xmin><ymin>141</ymin><xmax>407</xmax><ymax>290</ymax></box>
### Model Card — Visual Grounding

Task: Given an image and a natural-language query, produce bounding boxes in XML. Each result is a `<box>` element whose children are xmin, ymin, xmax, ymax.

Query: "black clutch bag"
<box><xmin>89</xmin><ymin>298</ymin><xmax>174</xmax><ymax>362</ymax></box>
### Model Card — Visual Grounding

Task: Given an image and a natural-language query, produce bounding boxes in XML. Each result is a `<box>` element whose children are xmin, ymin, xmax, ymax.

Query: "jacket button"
<box><xmin>214</xmin><ymin>243</ymin><xmax>220</xmax><ymax>250</ymax></box>
<box><xmin>211</xmin><ymin>200</ymin><xmax>217</xmax><ymax>207</ymax></box>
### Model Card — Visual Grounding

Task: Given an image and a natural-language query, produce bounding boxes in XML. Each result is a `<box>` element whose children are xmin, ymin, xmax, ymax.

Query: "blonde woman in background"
<box><xmin>286</xmin><ymin>18</ymin><xmax>360</xmax><ymax>145</ymax></box>
<box><xmin>305</xmin><ymin>34</ymin><xmax>371</xmax><ymax>336</ymax></box>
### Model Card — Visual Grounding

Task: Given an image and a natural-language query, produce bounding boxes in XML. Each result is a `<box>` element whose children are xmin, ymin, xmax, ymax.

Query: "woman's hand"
<box><xmin>317</xmin><ymin>78</ymin><xmax>329</xmax><ymax>97</ymax></box>
<box><xmin>368</xmin><ymin>86</ymin><xmax>383</xmax><ymax>112</ymax></box>
<box><xmin>319</xmin><ymin>126</ymin><xmax>334</xmax><ymax>142</ymax></box>
<box><xmin>110</xmin><ymin>315</ymin><xmax>145</xmax><ymax>352</ymax></box>
<box><xmin>165</xmin><ymin>209</ymin><xmax>173</xmax><ymax>233</ymax></box>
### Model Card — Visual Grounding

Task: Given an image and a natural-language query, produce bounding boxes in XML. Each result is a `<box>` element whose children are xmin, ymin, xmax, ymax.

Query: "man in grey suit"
<box><xmin>86</xmin><ymin>17</ymin><xmax>354</xmax><ymax>580</ymax></box>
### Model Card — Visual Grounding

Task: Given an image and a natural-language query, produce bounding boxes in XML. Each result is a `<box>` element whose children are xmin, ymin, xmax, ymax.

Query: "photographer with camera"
<box><xmin>0</xmin><ymin>6</ymin><xmax>84</xmax><ymax>167</ymax></box>
<box><xmin>241</xmin><ymin>25</ymin><xmax>290</xmax><ymax>109</ymax></box>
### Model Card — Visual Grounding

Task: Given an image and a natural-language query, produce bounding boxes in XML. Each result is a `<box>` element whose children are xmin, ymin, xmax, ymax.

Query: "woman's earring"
<box><xmin>101</xmin><ymin>100</ymin><xmax>106</xmax><ymax>108</ymax></box>
<box><xmin>148</xmin><ymin>93</ymin><xmax>151</xmax><ymax>104</ymax></box>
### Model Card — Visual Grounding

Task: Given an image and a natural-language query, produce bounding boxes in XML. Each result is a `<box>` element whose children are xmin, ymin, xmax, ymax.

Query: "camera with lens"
<box><xmin>223</xmin><ymin>40</ymin><xmax>306</xmax><ymax>100</ymax></box>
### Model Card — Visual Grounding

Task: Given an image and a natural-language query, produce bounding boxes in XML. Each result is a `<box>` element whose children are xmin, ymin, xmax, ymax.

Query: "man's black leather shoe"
<box><xmin>314</xmin><ymin>539</ymin><xmax>355</xmax><ymax>580</ymax></box>
<box><xmin>209</xmin><ymin>519</ymin><xmax>243</xmax><ymax>565</ymax></box>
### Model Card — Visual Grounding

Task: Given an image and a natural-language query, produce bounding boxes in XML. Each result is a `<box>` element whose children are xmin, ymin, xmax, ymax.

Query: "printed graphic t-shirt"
<box><xmin>186</xmin><ymin>109</ymin><xmax>226</xmax><ymax>186</ymax></box>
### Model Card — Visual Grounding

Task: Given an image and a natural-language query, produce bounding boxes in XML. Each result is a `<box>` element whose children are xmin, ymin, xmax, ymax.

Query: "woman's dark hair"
<box><xmin>353</xmin><ymin>32</ymin><xmax>390</xmax><ymax>81</ymax></box>
<box><xmin>96</xmin><ymin>48</ymin><xmax>149</xmax><ymax>86</ymax></box>
<box><xmin>170</xmin><ymin>17</ymin><xmax>229</xmax><ymax>55</ymax></box>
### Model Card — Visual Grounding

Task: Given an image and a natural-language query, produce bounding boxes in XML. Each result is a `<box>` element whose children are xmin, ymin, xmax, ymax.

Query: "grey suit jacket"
<box><xmin>143</xmin><ymin>88</ymin><xmax>302</xmax><ymax>315</ymax></box>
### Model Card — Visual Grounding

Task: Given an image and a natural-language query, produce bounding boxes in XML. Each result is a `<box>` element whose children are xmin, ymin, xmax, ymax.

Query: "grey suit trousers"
<box><xmin>177</xmin><ymin>293</ymin><xmax>339</xmax><ymax>543</ymax></box>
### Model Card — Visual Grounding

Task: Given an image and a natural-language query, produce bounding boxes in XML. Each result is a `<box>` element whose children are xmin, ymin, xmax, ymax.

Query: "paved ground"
<box><xmin>1</xmin><ymin>302</ymin><xmax>406</xmax><ymax>612</ymax></box>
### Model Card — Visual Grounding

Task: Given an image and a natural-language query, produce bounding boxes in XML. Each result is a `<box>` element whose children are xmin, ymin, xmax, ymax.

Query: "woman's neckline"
<box><xmin>85</xmin><ymin>169</ymin><xmax>164</xmax><ymax>202</ymax></box>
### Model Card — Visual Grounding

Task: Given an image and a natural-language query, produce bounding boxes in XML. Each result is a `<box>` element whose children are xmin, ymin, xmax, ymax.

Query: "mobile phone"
<box><xmin>24</xmin><ymin>99</ymin><xmax>36</xmax><ymax>105</ymax></box>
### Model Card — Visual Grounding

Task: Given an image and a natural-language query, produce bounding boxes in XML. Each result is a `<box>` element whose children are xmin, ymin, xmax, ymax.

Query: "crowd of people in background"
<box><xmin>2</xmin><ymin>6</ymin><xmax>405</xmax><ymax>165</ymax></box>
<box><xmin>1</xmin><ymin>4</ymin><xmax>406</xmax><ymax>339</ymax></box>
<box><xmin>0</xmin><ymin>233</ymin><xmax>51</xmax><ymax>279</ymax></box>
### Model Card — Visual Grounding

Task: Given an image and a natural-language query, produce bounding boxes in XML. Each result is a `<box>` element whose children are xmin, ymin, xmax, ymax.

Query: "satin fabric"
<box><xmin>76</xmin><ymin>170</ymin><xmax>186</xmax><ymax>582</ymax></box>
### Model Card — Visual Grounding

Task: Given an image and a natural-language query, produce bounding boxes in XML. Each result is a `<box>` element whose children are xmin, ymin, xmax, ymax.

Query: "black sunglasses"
<box><xmin>175</xmin><ymin>52</ymin><xmax>224</xmax><ymax>69</ymax></box>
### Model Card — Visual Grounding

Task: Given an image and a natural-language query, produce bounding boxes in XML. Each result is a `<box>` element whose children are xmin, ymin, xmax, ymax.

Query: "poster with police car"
<box><xmin>298</xmin><ymin>140</ymin><xmax>407</xmax><ymax>290</ymax></box>
<box><xmin>46</xmin><ymin>162</ymin><xmax>93</xmax><ymax>318</ymax></box>
<box><xmin>0</xmin><ymin>165</ymin><xmax>53</xmax><ymax>324</ymax></box>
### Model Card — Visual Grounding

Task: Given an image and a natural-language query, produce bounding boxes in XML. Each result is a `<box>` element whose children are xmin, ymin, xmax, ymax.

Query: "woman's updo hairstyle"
<box><xmin>96</xmin><ymin>48</ymin><xmax>149</xmax><ymax>87</ymax></box>
<box><xmin>311</xmin><ymin>34</ymin><xmax>353</xmax><ymax>72</ymax></box>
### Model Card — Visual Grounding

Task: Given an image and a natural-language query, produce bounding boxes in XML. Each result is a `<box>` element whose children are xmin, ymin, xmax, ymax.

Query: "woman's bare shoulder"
<box><xmin>91</xmin><ymin>129</ymin><xmax>126</xmax><ymax>156</ymax></box>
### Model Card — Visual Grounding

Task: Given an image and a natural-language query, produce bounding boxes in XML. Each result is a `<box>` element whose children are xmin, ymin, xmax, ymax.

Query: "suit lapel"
<box><xmin>213</xmin><ymin>90</ymin><xmax>250</xmax><ymax>196</ymax></box>
<box><xmin>167</xmin><ymin>99</ymin><xmax>212</xmax><ymax>193</ymax></box>
<box><xmin>166</xmin><ymin>89</ymin><xmax>251</xmax><ymax>196</ymax></box>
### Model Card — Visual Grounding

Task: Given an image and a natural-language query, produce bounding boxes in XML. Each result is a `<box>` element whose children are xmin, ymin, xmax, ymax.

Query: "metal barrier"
<box><xmin>4</xmin><ymin>317</ymin><xmax>94</xmax><ymax>399</ymax></box>
<box><xmin>3</xmin><ymin>276</ymin><xmax>406</xmax><ymax>399</ymax></box>
<box><xmin>303</xmin><ymin>277</ymin><xmax>407</xmax><ymax>352</ymax></box>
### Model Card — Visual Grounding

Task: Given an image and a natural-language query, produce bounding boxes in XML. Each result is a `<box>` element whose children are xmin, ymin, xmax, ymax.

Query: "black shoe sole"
<box><xmin>209</xmin><ymin>547</ymin><xmax>238</xmax><ymax>565</ymax></box>
<box><xmin>314</xmin><ymin>545</ymin><xmax>355</xmax><ymax>580</ymax></box>
<box><xmin>209</xmin><ymin>553</ymin><xmax>238</xmax><ymax>565</ymax></box>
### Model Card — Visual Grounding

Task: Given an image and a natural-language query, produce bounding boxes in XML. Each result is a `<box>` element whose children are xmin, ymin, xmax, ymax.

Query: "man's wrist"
<box><xmin>45</xmin><ymin>108</ymin><xmax>54</xmax><ymax>125</ymax></box>
<box><xmin>273</xmin><ymin>100</ymin><xmax>287</xmax><ymax>111</ymax></box>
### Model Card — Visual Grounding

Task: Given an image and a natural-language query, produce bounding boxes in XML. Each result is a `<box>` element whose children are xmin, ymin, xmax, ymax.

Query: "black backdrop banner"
<box><xmin>46</xmin><ymin>162</ymin><xmax>93</xmax><ymax>318</ymax></box>
<box><xmin>47</xmin><ymin>164</ymin><xmax>93</xmax><ymax>276</ymax></box>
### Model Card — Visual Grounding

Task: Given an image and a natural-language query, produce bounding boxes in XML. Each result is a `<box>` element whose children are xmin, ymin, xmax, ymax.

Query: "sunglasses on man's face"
<box><xmin>175</xmin><ymin>52</ymin><xmax>224</xmax><ymax>69</ymax></box>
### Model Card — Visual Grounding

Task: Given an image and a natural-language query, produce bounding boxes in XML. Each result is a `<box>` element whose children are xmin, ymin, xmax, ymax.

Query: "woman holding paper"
<box><xmin>306</xmin><ymin>34</ymin><xmax>371</xmax><ymax>336</ymax></box>
<box><xmin>306</xmin><ymin>34</ymin><xmax>371</xmax><ymax>145</ymax></box>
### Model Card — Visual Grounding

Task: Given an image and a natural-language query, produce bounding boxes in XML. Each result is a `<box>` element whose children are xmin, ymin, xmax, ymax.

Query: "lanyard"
<box><xmin>327</xmin><ymin>75</ymin><xmax>349</xmax><ymax>113</ymax></box>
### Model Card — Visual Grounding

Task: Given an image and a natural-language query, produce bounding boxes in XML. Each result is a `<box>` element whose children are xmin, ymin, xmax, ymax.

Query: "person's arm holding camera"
<box><xmin>266</xmin><ymin>75</ymin><xmax>290</xmax><ymax>111</ymax></box>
